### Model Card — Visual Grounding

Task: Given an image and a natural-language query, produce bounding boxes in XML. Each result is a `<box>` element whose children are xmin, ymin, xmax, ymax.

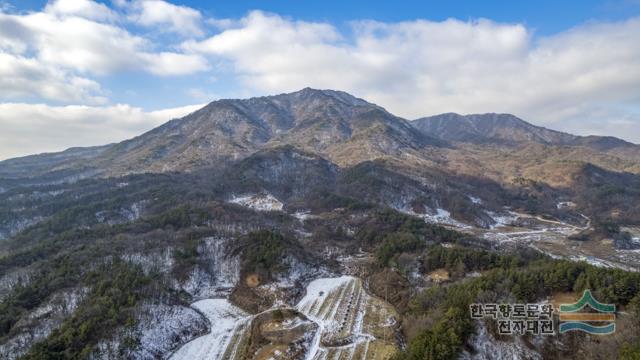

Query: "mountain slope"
<box><xmin>412</xmin><ymin>113</ymin><xmax>578</xmax><ymax>145</ymax></box>
<box><xmin>2</xmin><ymin>90</ymin><xmax>640</xmax><ymax>360</ymax></box>
<box><xmin>412</xmin><ymin>112</ymin><xmax>639</xmax><ymax>151</ymax></box>
<box><xmin>411</xmin><ymin>112</ymin><xmax>640</xmax><ymax>188</ymax></box>
<box><xmin>102</xmin><ymin>87</ymin><xmax>440</xmax><ymax>173</ymax></box>
<box><xmin>1</xmin><ymin>90</ymin><xmax>639</xmax><ymax>210</ymax></box>
<box><xmin>0</xmin><ymin>89</ymin><xmax>441</xmax><ymax>180</ymax></box>
<box><xmin>0</xmin><ymin>146</ymin><xmax>109</xmax><ymax>180</ymax></box>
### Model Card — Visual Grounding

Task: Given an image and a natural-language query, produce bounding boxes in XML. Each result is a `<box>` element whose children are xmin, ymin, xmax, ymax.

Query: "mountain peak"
<box><xmin>66</xmin><ymin>88</ymin><xmax>436</xmax><ymax>175</ymax></box>
<box><xmin>411</xmin><ymin>112</ymin><xmax>577</xmax><ymax>145</ymax></box>
<box><xmin>410</xmin><ymin>112</ymin><xmax>640</xmax><ymax>156</ymax></box>
<box><xmin>274</xmin><ymin>87</ymin><xmax>378</xmax><ymax>108</ymax></box>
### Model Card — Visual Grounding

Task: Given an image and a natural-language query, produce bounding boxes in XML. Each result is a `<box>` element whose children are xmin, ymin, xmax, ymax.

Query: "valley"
<box><xmin>450</xmin><ymin>209</ymin><xmax>640</xmax><ymax>271</ymax></box>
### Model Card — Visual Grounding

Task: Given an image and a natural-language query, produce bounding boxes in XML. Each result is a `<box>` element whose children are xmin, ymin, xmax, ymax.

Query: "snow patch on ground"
<box><xmin>169</xmin><ymin>299</ymin><xmax>251</xmax><ymax>360</ymax></box>
<box><xmin>397</xmin><ymin>205</ymin><xmax>469</xmax><ymax>228</ymax></box>
<box><xmin>133</xmin><ymin>303</ymin><xmax>208</xmax><ymax>359</ymax></box>
<box><xmin>95</xmin><ymin>200</ymin><xmax>147</xmax><ymax>224</ymax></box>
<box><xmin>487</xmin><ymin>211</ymin><xmax>519</xmax><ymax>229</ymax></box>
<box><xmin>292</xmin><ymin>211</ymin><xmax>317</xmax><ymax>222</ymax></box>
<box><xmin>179</xmin><ymin>237</ymin><xmax>241</xmax><ymax>299</ymax></box>
<box><xmin>0</xmin><ymin>267</ymin><xmax>33</xmax><ymax>302</ymax></box>
<box><xmin>556</xmin><ymin>201</ymin><xmax>576</xmax><ymax>209</ymax></box>
<box><xmin>274</xmin><ymin>255</ymin><xmax>317</xmax><ymax>288</ymax></box>
<box><xmin>0</xmin><ymin>287</ymin><xmax>88</xmax><ymax>359</ymax></box>
<box><xmin>566</xmin><ymin>255</ymin><xmax>620</xmax><ymax>269</ymax></box>
<box><xmin>423</xmin><ymin>208</ymin><xmax>469</xmax><ymax>228</ymax></box>
<box><xmin>461</xmin><ymin>321</ymin><xmax>542</xmax><ymax>360</ymax></box>
<box><xmin>296</xmin><ymin>276</ymin><xmax>394</xmax><ymax>359</ymax></box>
<box><xmin>296</xmin><ymin>276</ymin><xmax>353</xmax><ymax>332</ymax></box>
<box><xmin>468</xmin><ymin>195</ymin><xmax>483</xmax><ymax>204</ymax></box>
<box><xmin>92</xmin><ymin>303</ymin><xmax>208</xmax><ymax>360</ymax></box>
<box><xmin>0</xmin><ymin>216</ymin><xmax>45</xmax><ymax>240</ymax></box>
<box><xmin>228</xmin><ymin>193</ymin><xmax>283</xmax><ymax>211</ymax></box>
<box><xmin>172</xmin><ymin>274</ymin><xmax>395</xmax><ymax>360</ymax></box>
<box><xmin>122</xmin><ymin>248</ymin><xmax>174</xmax><ymax>274</ymax></box>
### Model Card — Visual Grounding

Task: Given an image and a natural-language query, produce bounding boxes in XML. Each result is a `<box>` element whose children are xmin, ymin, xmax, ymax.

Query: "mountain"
<box><xmin>2</xmin><ymin>89</ymin><xmax>640</xmax><ymax>222</ymax></box>
<box><xmin>0</xmin><ymin>88</ymin><xmax>440</xmax><ymax>179</ymax></box>
<box><xmin>410</xmin><ymin>112</ymin><xmax>640</xmax><ymax>188</ymax></box>
<box><xmin>412</xmin><ymin>112</ymin><xmax>639</xmax><ymax>151</ymax></box>
<box><xmin>0</xmin><ymin>89</ymin><xmax>638</xmax><ymax>193</ymax></box>
<box><xmin>411</xmin><ymin>113</ymin><xmax>577</xmax><ymax>145</ymax></box>
<box><xmin>7</xmin><ymin>92</ymin><xmax>639</xmax><ymax>184</ymax></box>
<box><xmin>2</xmin><ymin>89</ymin><xmax>640</xmax><ymax>360</ymax></box>
<box><xmin>103</xmin><ymin>87</ymin><xmax>441</xmax><ymax>173</ymax></box>
<box><xmin>1</xmin><ymin>89</ymin><xmax>440</xmax><ymax>179</ymax></box>
<box><xmin>0</xmin><ymin>145</ymin><xmax>109</xmax><ymax>180</ymax></box>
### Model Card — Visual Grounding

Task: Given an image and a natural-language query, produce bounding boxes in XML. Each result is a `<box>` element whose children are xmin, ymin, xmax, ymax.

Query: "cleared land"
<box><xmin>296</xmin><ymin>276</ymin><xmax>398</xmax><ymax>360</ymax></box>
<box><xmin>169</xmin><ymin>299</ymin><xmax>251</xmax><ymax>360</ymax></box>
<box><xmin>172</xmin><ymin>276</ymin><xmax>398</xmax><ymax>360</ymax></box>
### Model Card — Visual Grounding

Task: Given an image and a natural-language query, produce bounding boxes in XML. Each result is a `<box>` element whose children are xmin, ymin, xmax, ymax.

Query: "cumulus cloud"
<box><xmin>122</xmin><ymin>0</ymin><xmax>205</xmax><ymax>36</ymax></box>
<box><xmin>0</xmin><ymin>53</ymin><xmax>107</xmax><ymax>103</ymax></box>
<box><xmin>0</xmin><ymin>8</ymin><xmax>209</xmax><ymax>76</ymax></box>
<box><xmin>140</xmin><ymin>51</ymin><xmax>210</xmax><ymax>76</ymax></box>
<box><xmin>0</xmin><ymin>103</ymin><xmax>203</xmax><ymax>160</ymax></box>
<box><xmin>44</xmin><ymin>0</ymin><xmax>118</xmax><ymax>22</ymax></box>
<box><xmin>185</xmin><ymin>11</ymin><xmax>640</xmax><ymax>142</ymax></box>
<box><xmin>0</xmin><ymin>0</ymin><xmax>209</xmax><ymax>103</ymax></box>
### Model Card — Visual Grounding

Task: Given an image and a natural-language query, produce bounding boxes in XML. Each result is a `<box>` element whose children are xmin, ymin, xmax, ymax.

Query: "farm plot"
<box><xmin>296</xmin><ymin>276</ymin><xmax>398</xmax><ymax>360</ymax></box>
<box><xmin>169</xmin><ymin>299</ymin><xmax>251</xmax><ymax>360</ymax></box>
<box><xmin>171</xmin><ymin>276</ymin><xmax>398</xmax><ymax>360</ymax></box>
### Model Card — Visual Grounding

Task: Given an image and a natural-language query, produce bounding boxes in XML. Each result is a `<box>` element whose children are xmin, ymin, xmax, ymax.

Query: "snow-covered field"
<box><xmin>228</xmin><ymin>193</ymin><xmax>284</xmax><ymax>211</ymax></box>
<box><xmin>171</xmin><ymin>276</ymin><xmax>397</xmax><ymax>360</ymax></box>
<box><xmin>170</xmin><ymin>299</ymin><xmax>251</xmax><ymax>360</ymax></box>
<box><xmin>296</xmin><ymin>276</ymin><xmax>397</xmax><ymax>360</ymax></box>
<box><xmin>393</xmin><ymin>199</ymin><xmax>638</xmax><ymax>271</ymax></box>
<box><xmin>423</xmin><ymin>208</ymin><xmax>469</xmax><ymax>228</ymax></box>
<box><xmin>396</xmin><ymin>205</ymin><xmax>468</xmax><ymax>228</ymax></box>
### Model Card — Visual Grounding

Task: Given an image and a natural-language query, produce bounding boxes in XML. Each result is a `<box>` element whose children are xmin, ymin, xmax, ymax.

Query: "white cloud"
<box><xmin>122</xmin><ymin>0</ymin><xmax>204</xmax><ymax>36</ymax></box>
<box><xmin>140</xmin><ymin>51</ymin><xmax>209</xmax><ymax>76</ymax></box>
<box><xmin>0</xmin><ymin>52</ymin><xmax>107</xmax><ymax>104</ymax></box>
<box><xmin>186</xmin><ymin>87</ymin><xmax>219</xmax><ymax>101</ymax></box>
<box><xmin>0</xmin><ymin>9</ymin><xmax>209</xmax><ymax>76</ymax></box>
<box><xmin>44</xmin><ymin>0</ymin><xmax>118</xmax><ymax>22</ymax></box>
<box><xmin>0</xmin><ymin>102</ymin><xmax>203</xmax><ymax>160</ymax></box>
<box><xmin>0</xmin><ymin>1</ymin><xmax>209</xmax><ymax>103</ymax></box>
<box><xmin>185</xmin><ymin>11</ymin><xmax>640</xmax><ymax>142</ymax></box>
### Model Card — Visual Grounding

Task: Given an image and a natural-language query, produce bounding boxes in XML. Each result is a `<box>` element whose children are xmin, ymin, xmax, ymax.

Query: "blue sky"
<box><xmin>11</xmin><ymin>0</ymin><xmax>640</xmax><ymax>34</ymax></box>
<box><xmin>201</xmin><ymin>0</ymin><xmax>640</xmax><ymax>34</ymax></box>
<box><xmin>0</xmin><ymin>0</ymin><xmax>639</xmax><ymax>159</ymax></box>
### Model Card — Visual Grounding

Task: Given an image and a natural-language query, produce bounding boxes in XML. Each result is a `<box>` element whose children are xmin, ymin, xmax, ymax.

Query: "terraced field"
<box><xmin>169</xmin><ymin>299</ymin><xmax>251</xmax><ymax>360</ymax></box>
<box><xmin>297</xmin><ymin>276</ymin><xmax>398</xmax><ymax>360</ymax></box>
<box><xmin>171</xmin><ymin>276</ymin><xmax>398</xmax><ymax>359</ymax></box>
